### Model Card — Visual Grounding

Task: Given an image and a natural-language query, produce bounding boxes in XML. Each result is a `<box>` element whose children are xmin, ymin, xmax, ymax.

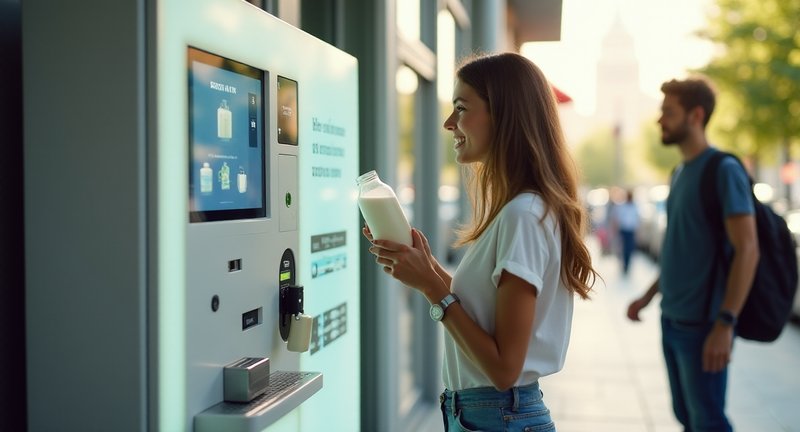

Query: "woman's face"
<box><xmin>443</xmin><ymin>79</ymin><xmax>492</xmax><ymax>164</ymax></box>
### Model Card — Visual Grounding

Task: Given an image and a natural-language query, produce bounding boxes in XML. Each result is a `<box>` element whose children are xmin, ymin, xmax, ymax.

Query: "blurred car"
<box><xmin>584</xmin><ymin>187</ymin><xmax>613</xmax><ymax>255</ymax></box>
<box><xmin>635</xmin><ymin>185</ymin><xmax>669</xmax><ymax>260</ymax></box>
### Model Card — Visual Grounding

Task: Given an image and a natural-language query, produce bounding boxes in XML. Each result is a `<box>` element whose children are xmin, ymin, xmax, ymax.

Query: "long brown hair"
<box><xmin>454</xmin><ymin>52</ymin><xmax>596</xmax><ymax>299</ymax></box>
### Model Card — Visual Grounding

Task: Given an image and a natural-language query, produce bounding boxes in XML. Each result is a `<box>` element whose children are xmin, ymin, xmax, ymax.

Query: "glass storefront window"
<box><xmin>437</xmin><ymin>10</ymin><xmax>461</xmax><ymax>263</ymax></box>
<box><xmin>396</xmin><ymin>0</ymin><xmax>420</xmax><ymax>42</ymax></box>
<box><xmin>396</xmin><ymin>63</ymin><xmax>419</xmax><ymax>416</ymax></box>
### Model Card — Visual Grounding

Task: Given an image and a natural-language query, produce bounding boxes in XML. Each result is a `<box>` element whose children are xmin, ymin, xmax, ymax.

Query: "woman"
<box><xmin>365</xmin><ymin>52</ymin><xmax>597</xmax><ymax>431</ymax></box>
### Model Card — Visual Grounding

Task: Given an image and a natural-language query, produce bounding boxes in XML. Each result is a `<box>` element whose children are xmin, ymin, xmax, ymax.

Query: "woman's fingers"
<box><xmin>362</xmin><ymin>225</ymin><xmax>374</xmax><ymax>242</ymax></box>
<box><xmin>413</xmin><ymin>229</ymin><xmax>431</xmax><ymax>254</ymax></box>
<box><xmin>369</xmin><ymin>245</ymin><xmax>397</xmax><ymax>264</ymax></box>
<box><xmin>373</xmin><ymin>255</ymin><xmax>394</xmax><ymax>266</ymax></box>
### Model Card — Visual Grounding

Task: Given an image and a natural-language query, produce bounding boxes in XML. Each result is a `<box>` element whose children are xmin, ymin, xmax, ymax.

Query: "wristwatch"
<box><xmin>430</xmin><ymin>293</ymin><xmax>460</xmax><ymax>322</ymax></box>
<box><xmin>717</xmin><ymin>309</ymin><xmax>737</xmax><ymax>327</ymax></box>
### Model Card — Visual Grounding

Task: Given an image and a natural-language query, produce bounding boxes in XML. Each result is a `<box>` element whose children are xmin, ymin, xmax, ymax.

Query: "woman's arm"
<box><xmin>369</xmin><ymin>229</ymin><xmax>535</xmax><ymax>391</ymax></box>
<box><xmin>438</xmin><ymin>271</ymin><xmax>536</xmax><ymax>391</ymax></box>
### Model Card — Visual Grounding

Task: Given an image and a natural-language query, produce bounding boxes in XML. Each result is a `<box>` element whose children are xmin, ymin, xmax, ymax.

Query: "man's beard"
<box><xmin>661</xmin><ymin>121</ymin><xmax>689</xmax><ymax>145</ymax></box>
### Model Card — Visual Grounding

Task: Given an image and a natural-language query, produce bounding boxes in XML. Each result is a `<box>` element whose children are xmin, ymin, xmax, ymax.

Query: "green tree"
<box><xmin>574</xmin><ymin>127</ymin><xmax>617</xmax><ymax>187</ymax></box>
<box><xmin>697</xmin><ymin>0</ymin><xmax>800</xmax><ymax>162</ymax></box>
<box><xmin>638</xmin><ymin>121</ymin><xmax>682</xmax><ymax>183</ymax></box>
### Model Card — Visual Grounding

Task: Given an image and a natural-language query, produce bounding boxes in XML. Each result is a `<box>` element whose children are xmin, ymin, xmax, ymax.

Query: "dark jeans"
<box><xmin>619</xmin><ymin>229</ymin><xmax>636</xmax><ymax>273</ymax></box>
<box><xmin>661</xmin><ymin>317</ymin><xmax>732</xmax><ymax>432</ymax></box>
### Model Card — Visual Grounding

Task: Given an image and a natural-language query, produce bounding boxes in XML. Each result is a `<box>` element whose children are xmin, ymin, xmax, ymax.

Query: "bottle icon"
<box><xmin>219</xmin><ymin>162</ymin><xmax>230</xmax><ymax>190</ymax></box>
<box><xmin>200</xmin><ymin>162</ymin><xmax>213</xmax><ymax>194</ymax></box>
<box><xmin>356</xmin><ymin>170</ymin><xmax>412</xmax><ymax>246</ymax></box>
<box><xmin>217</xmin><ymin>99</ymin><xmax>232</xmax><ymax>139</ymax></box>
<box><xmin>237</xmin><ymin>166</ymin><xmax>247</xmax><ymax>193</ymax></box>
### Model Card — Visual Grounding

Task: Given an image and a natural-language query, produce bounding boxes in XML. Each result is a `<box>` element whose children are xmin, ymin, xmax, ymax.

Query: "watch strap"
<box><xmin>717</xmin><ymin>309</ymin><xmax>737</xmax><ymax>327</ymax></box>
<box><xmin>438</xmin><ymin>293</ymin><xmax>460</xmax><ymax>311</ymax></box>
<box><xmin>430</xmin><ymin>293</ymin><xmax>460</xmax><ymax>321</ymax></box>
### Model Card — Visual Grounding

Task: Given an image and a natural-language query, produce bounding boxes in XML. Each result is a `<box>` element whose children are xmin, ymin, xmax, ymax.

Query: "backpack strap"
<box><xmin>699</xmin><ymin>151</ymin><xmax>728</xmax><ymax>235</ymax></box>
<box><xmin>700</xmin><ymin>151</ymin><xmax>756</xmax><ymax>229</ymax></box>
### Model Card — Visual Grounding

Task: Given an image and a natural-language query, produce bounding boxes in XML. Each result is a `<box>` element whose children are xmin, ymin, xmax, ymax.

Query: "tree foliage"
<box><xmin>697</xmin><ymin>0</ymin><xmax>800</xmax><ymax>157</ymax></box>
<box><xmin>639</xmin><ymin>121</ymin><xmax>682</xmax><ymax>182</ymax></box>
<box><xmin>575</xmin><ymin>127</ymin><xmax>617</xmax><ymax>187</ymax></box>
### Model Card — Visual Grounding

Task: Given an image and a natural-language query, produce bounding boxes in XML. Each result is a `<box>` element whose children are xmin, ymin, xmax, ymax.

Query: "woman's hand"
<box><xmin>362</xmin><ymin>224</ymin><xmax>375</xmax><ymax>243</ymax></box>
<box><xmin>367</xmin><ymin>228</ymin><xmax>443</xmax><ymax>297</ymax></box>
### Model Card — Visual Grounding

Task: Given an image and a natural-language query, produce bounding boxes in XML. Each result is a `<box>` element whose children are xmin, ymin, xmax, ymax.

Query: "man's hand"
<box><xmin>703</xmin><ymin>324</ymin><xmax>734</xmax><ymax>373</ymax></box>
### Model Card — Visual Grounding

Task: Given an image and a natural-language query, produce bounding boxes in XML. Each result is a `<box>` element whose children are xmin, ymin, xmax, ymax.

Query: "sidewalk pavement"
<box><xmin>543</xmin><ymin>237</ymin><xmax>800</xmax><ymax>431</ymax></box>
<box><xmin>418</xmin><ymin>237</ymin><xmax>800</xmax><ymax>431</ymax></box>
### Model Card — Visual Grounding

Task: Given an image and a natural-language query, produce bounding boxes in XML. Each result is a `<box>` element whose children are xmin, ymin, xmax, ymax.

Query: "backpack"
<box><xmin>700</xmin><ymin>150</ymin><xmax>799</xmax><ymax>342</ymax></box>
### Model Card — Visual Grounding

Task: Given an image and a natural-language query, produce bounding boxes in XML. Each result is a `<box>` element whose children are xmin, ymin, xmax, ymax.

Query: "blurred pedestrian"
<box><xmin>626</xmin><ymin>77</ymin><xmax>759</xmax><ymax>431</ymax></box>
<box><xmin>611</xmin><ymin>189</ymin><xmax>640</xmax><ymax>274</ymax></box>
<box><xmin>364</xmin><ymin>52</ymin><xmax>598</xmax><ymax>431</ymax></box>
<box><xmin>599</xmin><ymin>191</ymin><xmax>617</xmax><ymax>255</ymax></box>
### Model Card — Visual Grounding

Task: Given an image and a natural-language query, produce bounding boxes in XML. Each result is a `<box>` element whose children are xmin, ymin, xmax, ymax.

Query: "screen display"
<box><xmin>188</xmin><ymin>47</ymin><xmax>267</xmax><ymax>222</ymax></box>
<box><xmin>277</xmin><ymin>76</ymin><xmax>298</xmax><ymax>145</ymax></box>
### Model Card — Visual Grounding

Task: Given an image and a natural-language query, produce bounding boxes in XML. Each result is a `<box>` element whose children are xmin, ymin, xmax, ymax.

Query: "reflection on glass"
<box><xmin>398</xmin><ymin>288</ymin><xmax>419</xmax><ymax>415</ymax></box>
<box><xmin>437</xmin><ymin>10</ymin><xmax>456</xmax><ymax>102</ymax></box>
<box><xmin>396</xmin><ymin>65</ymin><xmax>419</xmax><ymax>95</ymax></box>
<box><xmin>396</xmin><ymin>0</ymin><xmax>420</xmax><ymax>41</ymax></box>
<box><xmin>437</xmin><ymin>11</ymin><xmax>461</xmax><ymax>260</ymax></box>
<box><xmin>397</xmin><ymin>65</ymin><xmax>417</xmax><ymax>416</ymax></box>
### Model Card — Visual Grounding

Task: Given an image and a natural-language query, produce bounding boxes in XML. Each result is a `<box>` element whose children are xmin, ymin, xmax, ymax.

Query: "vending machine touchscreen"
<box><xmin>188</xmin><ymin>47</ymin><xmax>266</xmax><ymax>222</ymax></box>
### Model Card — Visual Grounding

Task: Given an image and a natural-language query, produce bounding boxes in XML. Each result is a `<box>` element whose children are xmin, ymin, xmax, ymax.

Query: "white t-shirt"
<box><xmin>442</xmin><ymin>193</ymin><xmax>574</xmax><ymax>391</ymax></box>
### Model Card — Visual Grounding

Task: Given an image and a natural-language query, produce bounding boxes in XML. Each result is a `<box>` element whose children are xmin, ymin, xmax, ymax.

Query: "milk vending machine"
<box><xmin>24</xmin><ymin>0</ymin><xmax>361</xmax><ymax>431</ymax></box>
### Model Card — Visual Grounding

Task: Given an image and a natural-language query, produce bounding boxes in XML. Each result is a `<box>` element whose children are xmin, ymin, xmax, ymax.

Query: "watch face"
<box><xmin>430</xmin><ymin>304</ymin><xmax>444</xmax><ymax>321</ymax></box>
<box><xmin>717</xmin><ymin>311</ymin><xmax>736</xmax><ymax>326</ymax></box>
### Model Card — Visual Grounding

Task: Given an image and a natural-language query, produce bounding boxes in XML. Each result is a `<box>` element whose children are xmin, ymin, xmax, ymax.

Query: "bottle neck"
<box><xmin>356</xmin><ymin>171</ymin><xmax>378</xmax><ymax>186</ymax></box>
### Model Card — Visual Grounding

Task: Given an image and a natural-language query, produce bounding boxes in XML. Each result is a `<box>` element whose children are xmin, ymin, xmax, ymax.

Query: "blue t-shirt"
<box><xmin>659</xmin><ymin>147</ymin><xmax>754</xmax><ymax>322</ymax></box>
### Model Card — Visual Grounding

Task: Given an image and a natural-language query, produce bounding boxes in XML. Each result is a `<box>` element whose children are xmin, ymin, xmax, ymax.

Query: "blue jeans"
<box><xmin>661</xmin><ymin>317</ymin><xmax>732</xmax><ymax>432</ymax></box>
<box><xmin>619</xmin><ymin>229</ymin><xmax>636</xmax><ymax>273</ymax></box>
<box><xmin>440</xmin><ymin>382</ymin><xmax>555</xmax><ymax>431</ymax></box>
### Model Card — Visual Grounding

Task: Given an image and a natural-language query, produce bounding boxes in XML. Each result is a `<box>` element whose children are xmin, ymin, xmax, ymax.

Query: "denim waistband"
<box><xmin>662</xmin><ymin>315</ymin><xmax>712</xmax><ymax>328</ymax></box>
<box><xmin>440</xmin><ymin>381</ymin><xmax>542</xmax><ymax>412</ymax></box>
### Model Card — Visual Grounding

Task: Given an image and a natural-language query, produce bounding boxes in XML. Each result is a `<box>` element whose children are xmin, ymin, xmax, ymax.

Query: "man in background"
<box><xmin>626</xmin><ymin>77</ymin><xmax>759</xmax><ymax>431</ymax></box>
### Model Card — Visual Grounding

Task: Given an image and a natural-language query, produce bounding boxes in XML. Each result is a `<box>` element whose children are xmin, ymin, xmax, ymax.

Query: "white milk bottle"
<box><xmin>200</xmin><ymin>162</ymin><xmax>213</xmax><ymax>193</ymax></box>
<box><xmin>217</xmin><ymin>99</ymin><xmax>232</xmax><ymax>139</ymax></box>
<box><xmin>356</xmin><ymin>170</ymin><xmax>412</xmax><ymax>246</ymax></box>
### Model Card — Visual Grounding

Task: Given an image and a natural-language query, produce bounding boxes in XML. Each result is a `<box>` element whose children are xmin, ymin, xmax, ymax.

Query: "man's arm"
<box><xmin>627</xmin><ymin>278</ymin><xmax>660</xmax><ymax>321</ymax></box>
<box><xmin>703</xmin><ymin>213</ymin><xmax>759</xmax><ymax>372</ymax></box>
<box><xmin>720</xmin><ymin>214</ymin><xmax>760</xmax><ymax>317</ymax></box>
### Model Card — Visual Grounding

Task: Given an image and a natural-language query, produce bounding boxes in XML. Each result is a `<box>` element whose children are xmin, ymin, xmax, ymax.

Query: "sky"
<box><xmin>521</xmin><ymin>0</ymin><xmax>717</xmax><ymax>116</ymax></box>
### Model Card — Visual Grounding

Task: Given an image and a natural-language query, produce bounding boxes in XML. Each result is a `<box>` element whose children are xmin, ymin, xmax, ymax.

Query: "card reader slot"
<box><xmin>241</xmin><ymin>307</ymin><xmax>262</xmax><ymax>330</ymax></box>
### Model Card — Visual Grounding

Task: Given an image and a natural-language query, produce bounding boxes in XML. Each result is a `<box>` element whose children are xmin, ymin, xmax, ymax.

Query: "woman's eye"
<box><xmin>455</xmin><ymin>105</ymin><xmax>466</xmax><ymax>112</ymax></box>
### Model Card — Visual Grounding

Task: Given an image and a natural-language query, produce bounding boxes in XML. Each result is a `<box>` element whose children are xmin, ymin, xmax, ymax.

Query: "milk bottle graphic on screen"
<box><xmin>356</xmin><ymin>170</ymin><xmax>412</xmax><ymax>246</ymax></box>
<box><xmin>219</xmin><ymin>162</ymin><xmax>231</xmax><ymax>190</ymax></box>
<box><xmin>200</xmin><ymin>162</ymin><xmax>213</xmax><ymax>194</ymax></box>
<box><xmin>237</xmin><ymin>166</ymin><xmax>247</xmax><ymax>193</ymax></box>
<box><xmin>217</xmin><ymin>99</ymin><xmax>232</xmax><ymax>139</ymax></box>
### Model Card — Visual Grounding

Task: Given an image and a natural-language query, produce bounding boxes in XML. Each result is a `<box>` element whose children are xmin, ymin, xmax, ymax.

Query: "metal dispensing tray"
<box><xmin>194</xmin><ymin>371</ymin><xmax>323</xmax><ymax>432</ymax></box>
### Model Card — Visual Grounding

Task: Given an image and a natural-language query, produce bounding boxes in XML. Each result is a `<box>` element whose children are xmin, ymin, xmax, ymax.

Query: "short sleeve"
<box><xmin>717</xmin><ymin>157</ymin><xmax>755</xmax><ymax>217</ymax></box>
<box><xmin>490</xmin><ymin>204</ymin><xmax>549</xmax><ymax>295</ymax></box>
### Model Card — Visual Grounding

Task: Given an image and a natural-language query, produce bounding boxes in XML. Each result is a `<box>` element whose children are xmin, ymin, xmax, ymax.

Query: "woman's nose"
<box><xmin>443</xmin><ymin>112</ymin><xmax>455</xmax><ymax>130</ymax></box>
